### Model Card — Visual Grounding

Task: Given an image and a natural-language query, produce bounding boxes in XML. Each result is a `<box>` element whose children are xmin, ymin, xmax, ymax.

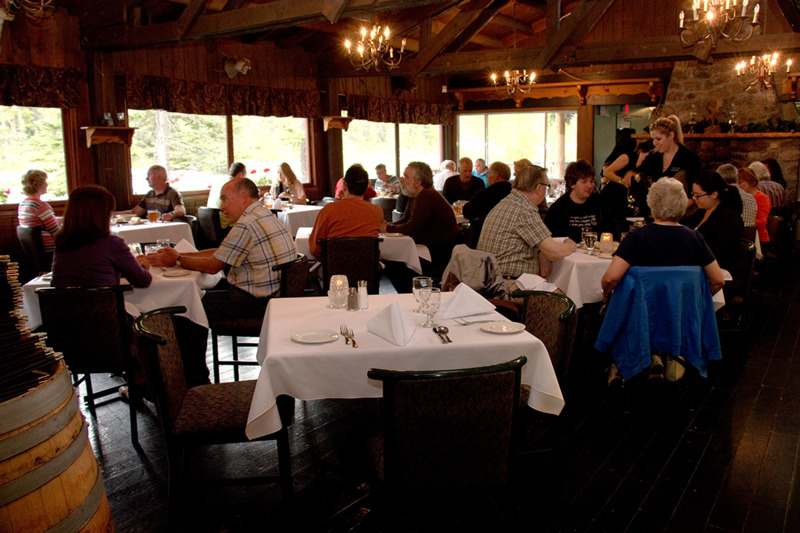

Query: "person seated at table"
<box><xmin>601</xmin><ymin>177</ymin><xmax>725</xmax><ymax>385</ymax></box>
<box><xmin>150</xmin><ymin>177</ymin><xmax>296</xmax><ymax>321</ymax></box>
<box><xmin>208</xmin><ymin>162</ymin><xmax>246</xmax><ymax>228</ymax></box>
<box><xmin>334</xmin><ymin>175</ymin><xmax>377</xmax><ymax>200</ymax></box>
<box><xmin>18</xmin><ymin>169</ymin><xmax>61</xmax><ymax>262</ymax></box>
<box><xmin>309</xmin><ymin>164</ymin><xmax>384</xmax><ymax>258</ymax></box>
<box><xmin>738</xmin><ymin>167</ymin><xmax>771</xmax><ymax>252</ymax></box>
<box><xmin>716</xmin><ymin>163</ymin><xmax>756</xmax><ymax>228</ymax></box>
<box><xmin>513</xmin><ymin>157</ymin><xmax>548</xmax><ymax>216</ymax></box>
<box><xmin>270</xmin><ymin>162</ymin><xmax>307</xmax><ymax>205</ymax></box>
<box><xmin>762</xmin><ymin>157</ymin><xmax>787</xmax><ymax>189</ymax></box>
<box><xmin>682</xmin><ymin>171</ymin><xmax>743</xmax><ymax>272</ymax></box>
<box><xmin>373</xmin><ymin>163</ymin><xmax>400</xmax><ymax>196</ymax></box>
<box><xmin>750</xmin><ymin>161</ymin><xmax>785</xmax><ymax>211</ymax></box>
<box><xmin>131</xmin><ymin>165</ymin><xmax>186</xmax><ymax>221</ymax></box>
<box><xmin>462</xmin><ymin>161</ymin><xmax>512</xmax><ymax>222</ymax></box>
<box><xmin>545</xmin><ymin>160</ymin><xmax>611</xmax><ymax>243</ymax></box>
<box><xmin>473</xmin><ymin>157</ymin><xmax>489</xmax><ymax>188</ymax></box>
<box><xmin>379</xmin><ymin>161</ymin><xmax>461</xmax><ymax>290</ymax></box>
<box><xmin>432</xmin><ymin>160</ymin><xmax>458</xmax><ymax>192</ymax></box>
<box><xmin>52</xmin><ymin>184</ymin><xmax>152</xmax><ymax>289</ymax></box>
<box><xmin>477</xmin><ymin>165</ymin><xmax>577</xmax><ymax>284</ymax></box>
<box><xmin>442</xmin><ymin>157</ymin><xmax>485</xmax><ymax>204</ymax></box>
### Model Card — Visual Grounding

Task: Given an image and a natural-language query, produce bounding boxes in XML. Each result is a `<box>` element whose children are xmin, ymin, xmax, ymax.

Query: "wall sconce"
<box><xmin>224</xmin><ymin>57</ymin><xmax>251</xmax><ymax>78</ymax></box>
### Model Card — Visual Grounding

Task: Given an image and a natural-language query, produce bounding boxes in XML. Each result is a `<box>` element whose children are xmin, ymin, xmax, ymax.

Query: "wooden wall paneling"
<box><xmin>188</xmin><ymin>41</ymin><xmax>204</xmax><ymax>83</ymax></box>
<box><xmin>577</xmin><ymin>104</ymin><xmax>594</xmax><ymax>164</ymax></box>
<box><xmin>6</xmin><ymin>16</ymin><xmax>32</xmax><ymax>65</ymax></box>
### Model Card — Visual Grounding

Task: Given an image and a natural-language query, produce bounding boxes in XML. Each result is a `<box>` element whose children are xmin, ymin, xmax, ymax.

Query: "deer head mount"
<box><xmin>224</xmin><ymin>58</ymin><xmax>251</xmax><ymax>78</ymax></box>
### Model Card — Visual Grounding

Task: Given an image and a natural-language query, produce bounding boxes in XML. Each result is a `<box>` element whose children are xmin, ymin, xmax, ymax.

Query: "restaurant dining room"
<box><xmin>3</xmin><ymin>0</ymin><xmax>800</xmax><ymax>531</ymax></box>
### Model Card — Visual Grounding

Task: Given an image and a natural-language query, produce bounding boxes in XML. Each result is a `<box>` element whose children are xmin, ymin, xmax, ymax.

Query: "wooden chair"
<box><xmin>210</xmin><ymin>253</ymin><xmax>309</xmax><ymax>383</ymax></box>
<box><xmin>133</xmin><ymin>307</ymin><xmax>293</xmax><ymax>526</ymax></box>
<box><xmin>16</xmin><ymin>225</ymin><xmax>52</xmax><ymax>276</ymax></box>
<box><xmin>512</xmin><ymin>290</ymin><xmax>577</xmax><ymax>381</ymax></box>
<box><xmin>317</xmin><ymin>237</ymin><xmax>382</xmax><ymax>294</ymax></box>
<box><xmin>718</xmin><ymin>239</ymin><xmax>756</xmax><ymax>334</ymax></box>
<box><xmin>367</xmin><ymin>356</ymin><xmax>526</xmax><ymax>527</ymax></box>
<box><xmin>36</xmin><ymin>284</ymin><xmax>140</xmax><ymax>444</ymax></box>
<box><xmin>196</xmin><ymin>207</ymin><xmax>229</xmax><ymax>249</ymax></box>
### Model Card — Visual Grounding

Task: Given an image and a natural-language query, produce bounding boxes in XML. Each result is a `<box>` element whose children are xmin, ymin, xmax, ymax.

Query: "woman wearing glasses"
<box><xmin>685</xmin><ymin>171</ymin><xmax>743</xmax><ymax>272</ymax></box>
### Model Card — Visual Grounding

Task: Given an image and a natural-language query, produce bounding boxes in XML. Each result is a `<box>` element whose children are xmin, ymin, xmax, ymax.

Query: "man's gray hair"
<box><xmin>716</xmin><ymin>164</ymin><xmax>739</xmax><ymax>184</ymax></box>
<box><xmin>440</xmin><ymin>160</ymin><xmax>456</xmax><ymax>172</ymax></box>
<box><xmin>748</xmin><ymin>161</ymin><xmax>770</xmax><ymax>181</ymax></box>
<box><xmin>407</xmin><ymin>162</ymin><xmax>433</xmax><ymax>187</ymax></box>
<box><xmin>647</xmin><ymin>177</ymin><xmax>687</xmax><ymax>222</ymax></box>
<box><xmin>513</xmin><ymin>165</ymin><xmax>548</xmax><ymax>192</ymax></box>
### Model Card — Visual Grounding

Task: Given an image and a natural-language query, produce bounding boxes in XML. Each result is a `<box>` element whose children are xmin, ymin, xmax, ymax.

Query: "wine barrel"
<box><xmin>0</xmin><ymin>360</ymin><xmax>114</xmax><ymax>532</ymax></box>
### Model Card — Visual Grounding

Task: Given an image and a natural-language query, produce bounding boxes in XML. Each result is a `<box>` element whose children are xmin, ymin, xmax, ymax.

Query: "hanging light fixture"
<box><xmin>735</xmin><ymin>53</ymin><xmax>793</xmax><ymax>90</ymax></box>
<box><xmin>344</xmin><ymin>22</ymin><xmax>406</xmax><ymax>72</ymax></box>
<box><xmin>490</xmin><ymin>3</ymin><xmax>535</xmax><ymax>95</ymax></box>
<box><xmin>679</xmin><ymin>0</ymin><xmax>759</xmax><ymax>49</ymax></box>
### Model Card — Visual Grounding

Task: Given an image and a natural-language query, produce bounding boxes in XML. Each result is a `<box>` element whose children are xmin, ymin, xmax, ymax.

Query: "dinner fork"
<box><xmin>453</xmin><ymin>317</ymin><xmax>498</xmax><ymax>326</ymax></box>
<box><xmin>340</xmin><ymin>325</ymin><xmax>350</xmax><ymax>345</ymax></box>
<box><xmin>346</xmin><ymin>326</ymin><xmax>358</xmax><ymax>348</ymax></box>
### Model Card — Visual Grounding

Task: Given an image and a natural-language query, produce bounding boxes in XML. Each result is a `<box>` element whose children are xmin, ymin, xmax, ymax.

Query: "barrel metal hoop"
<box><xmin>0</xmin><ymin>394</ymin><xmax>80</xmax><ymax>462</ymax></box>
<box><xmin>0</xmin><ymin>362</ymin><xmax>72</xmax><ymax>434</ymax></box>
<box><xmin>46</xmin><ymin>457</ymin><xmax>106</xmax><ymax>533</ymax></box>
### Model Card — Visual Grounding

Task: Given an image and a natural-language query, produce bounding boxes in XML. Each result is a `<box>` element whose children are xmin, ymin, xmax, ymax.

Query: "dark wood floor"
<box><xmin>84</xmin><ymin>270</ymin><xmax>800</xmax><ymax>532</ymax></box>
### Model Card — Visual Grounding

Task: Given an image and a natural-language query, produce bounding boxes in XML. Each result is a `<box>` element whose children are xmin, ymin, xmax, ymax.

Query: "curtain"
<box><xmin>346</xmin><ymin>94</ymin><xmax>454</xmax><ymax>126</ymax></box>
<box><xmin>126</xmin><ymin>75</ymin><xmax>321</xmax><ymax>118</ymax></box>
<box><xmin>0</xmin><ymin>65</ymin><xmax>83</xmax><ymax>108</ymax></box>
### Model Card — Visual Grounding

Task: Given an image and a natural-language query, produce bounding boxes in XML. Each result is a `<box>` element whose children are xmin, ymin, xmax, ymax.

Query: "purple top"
<box><xmin>52</xmin><ymin>235</ymin><xmax>152</xmax><ymax>289</ymax></box>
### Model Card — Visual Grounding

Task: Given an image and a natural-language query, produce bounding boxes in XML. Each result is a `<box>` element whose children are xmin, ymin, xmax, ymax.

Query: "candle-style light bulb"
<box><xmin>360</xmin><ymin>27</ymin><xmax>367</xmax><ymax>37</ymax></box>
<box><xmin>384</xmin><ymin>27</ymin><xmax>390</xmax><ymax>39</ymax></box>
<box><xmin>742</xmin><ymin>0</ymin><xmax>748</xmax><ymax>16</ymax></box>
<box><xmin>787</xmin><ymin>59</ymin><xmax>793</xmax><ymax>72</ymax></box>
<box><xmin>345</xmin><ymin>39</ymin><xmax>351</xmax><ymax>50</ymax></box>
<box><xmin>752</xmin><ymin>3</ymin><xmax>759</xmax><ymax>22</ymax></box>
<box><xmin>679</xmin><ymin>10</ymin><xmax>685</xmax><ymax>28</ymax></box>
<box><xmin>400</xmin><ymin>38</ymin><xmax>406</xmax><ymax>53</ymax></box>
<box><xmin>706</xmin><ymin>10</ymin><xmax>714</xmax><ymax>20</ymax></box>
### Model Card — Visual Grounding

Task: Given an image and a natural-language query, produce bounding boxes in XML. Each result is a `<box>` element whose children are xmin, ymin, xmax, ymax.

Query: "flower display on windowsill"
<box><xmin>250</xmin><ymin>167</ymin><xmax>272</xmax><ymax>187</ymax></box>
<box><xmin>0</xmin><ymin>188</ymin><xmax>9</xmax><ymax>204</ymax></box>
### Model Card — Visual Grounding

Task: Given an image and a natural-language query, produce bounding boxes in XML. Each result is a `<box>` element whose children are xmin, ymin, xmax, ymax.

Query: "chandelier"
<box><xmin>735</xmin><ymin>53</ymin><xmax>793</xmax><ymax>90</ymax></box>
<box><xmin>678</xmin><ymin>0</ymin><xmax>759</xmax><ymax>49</ymax></box>
<box><xmin>344</xmin><ymin>24</ymin><xmax>406</xmax><ymax>72</ymax></box>
<box><xmin>491</xmin><ymin>70</ymin><xmax>535</xmax><ymax>95</ymax></box>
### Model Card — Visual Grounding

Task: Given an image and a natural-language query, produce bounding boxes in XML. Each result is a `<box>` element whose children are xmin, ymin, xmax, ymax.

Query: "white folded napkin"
<box><xmin>439</xmin><ymin>283</ymin><xmax>496</xmax><ymax>319</ymax></box>
<box><xmin>516</xmin><ymin>273</ymin><xmax>560</xmax><ymax>292</ymax></box>
<box><xmin>273</xmin><ymin>198</ymin><xmax>283</xmax><ymax>210</ymax></box>
<box><xmin>174</xmin><ymin>239</ymin><xmax>197</xmax><ymax>254</ymax></box>
<box><xmin>367</xmin><ymin>302</ymin><xmax>416</xmax><ymax>346</ymax></box>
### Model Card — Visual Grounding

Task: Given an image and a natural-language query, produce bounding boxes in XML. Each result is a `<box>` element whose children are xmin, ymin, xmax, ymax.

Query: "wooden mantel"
<box><xmin>448</xmin><ymin>78</ymin><xmax>664</xmax><ymax>109</ymax></box>
<box><xmin>80</xmin><ymin>126</ymin><xmax>136</xmax><ymax>148</ymax></box>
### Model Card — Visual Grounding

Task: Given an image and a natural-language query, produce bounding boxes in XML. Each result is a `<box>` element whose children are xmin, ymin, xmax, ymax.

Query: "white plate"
<box><xmin>380</xmin><ymin>233</ymin><xmax>403</xmax><ymax>238</ymax></box>
<box><xmin>162</xmin><ymin>268</ymin><xmax>191</xmax><ymax>277</ymax></box>
<box><xmin>291</xmin><ymin>329</ymin><xmax>340</xmax><ymax>344</ymax></box>
<box><xmin>596</xmin><ymin>253</ymin><xmax>613</xmax><ymax>260</ymax></box>
<box><xmin>480</xmin><ymin>322</ymin><xmax>526</xmax><ymax>334</ymax></box>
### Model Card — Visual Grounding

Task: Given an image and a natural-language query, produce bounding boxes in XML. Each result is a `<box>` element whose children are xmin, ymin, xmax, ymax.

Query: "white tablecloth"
<box><xmin>293</xmin><ymin>227</ymin><xmax>430</xmax><ymax>274</ymax></box>
<box><xmin>245</xmin><ymin>293</ymin><xmax>564</xmax><ymax>439</ymax></box>
<box><xmin>21</xmin><ymin>269</ymin><xmax>222</xmax><ymax>329</ymax></box>
<box><xmin>275</xmin><ymin>205</ymin><xmax>323</xmax><ymax>237</ymax></box>
<box><xmin>111</xmin><ymin>221</ymin><xmax>195</xmax><ymax>248</ymax></box>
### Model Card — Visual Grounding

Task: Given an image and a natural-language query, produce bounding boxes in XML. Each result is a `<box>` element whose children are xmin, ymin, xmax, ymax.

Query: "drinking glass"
<box><xmin>128</xmin><ymin>243</ymin><xmax>142</xmax><ymax>257</ymax></box>
<box><xmin>583</xmin><ymin>231</ymin><xmax>598</xmax><ymax>253</ymax></box>
<box><xmin>156</xmin><ymin>238</ymin><xmax>171</xmax><ymax>250</ymax></box>
<box><xmin>418</xmin><ymin>288</ymin><xmax>440</xmax><ymax>328</ymax></box>
<box><xmin>147</xmin><ymin>210</ymin><xmax>159</xmax><ymax>223</ymax></box>
<box><xmin>144</xmin><ymin>244</ymin><xmax>160</xmax><ymax>255</ymax></box>
<box><xmin>412</xmin><ymin>276</ymin><xmax>432</xmax><ymax>313</ymax></box>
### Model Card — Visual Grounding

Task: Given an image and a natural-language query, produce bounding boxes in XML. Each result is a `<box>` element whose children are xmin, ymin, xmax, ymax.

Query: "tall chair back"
<box><xmin>513</xmin><ymin>290</ymin><xmax>577</xmax><ymax>380</ymax></box>
<box><xmin>16</xmin><ymin>225</ymin><xmax>51</xmax><ymax>275</ymax></box>
<box><xmin>370</xmin><ymin>196</ymin><xmax>397</xmax><ymax>222</ymax></box>
<box><xmin>368</xmin><ymin>356</ymin><xmax>526</xmax><ymax>493</ymax></box>
<box><xmin>197</xmin><ymin>207</ymin><xmax>229</xmax><ymax>248</ymax></box>
<box><xmin>317</xmin><ymin>237</ymin><xmax>382</xmax><ymax>294</ymax></box>
<box><xmin>272</xmin><ymin>253</ymin><xmax>309</xmax><ymax>297</ymax></box>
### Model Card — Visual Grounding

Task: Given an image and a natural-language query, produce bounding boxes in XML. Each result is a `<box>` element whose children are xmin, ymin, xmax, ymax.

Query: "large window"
<box><xmin>129</xmin><ymin>110</ymin><xmax>309</xmax><ymax>194</ymax></box>
<box><xmin>0</xmin><ymin>105</ymin><xmax>67</xmax><ymax>203</ymax></box>
<box><xmin>458</xmin><ymin>110</ymin><xmax>577</xmax><ymax>180</ymax></box>
<box><xmin>343</xmin><ymin>119</ymin><xmax>441</xmax><ymax>179</ymax></box>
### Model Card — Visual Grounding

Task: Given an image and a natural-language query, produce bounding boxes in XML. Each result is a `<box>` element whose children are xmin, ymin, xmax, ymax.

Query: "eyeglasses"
<box><xmin>692</xmin><ymin>192</ymin><xmax>708</xmax><ymax>199</ymax></box>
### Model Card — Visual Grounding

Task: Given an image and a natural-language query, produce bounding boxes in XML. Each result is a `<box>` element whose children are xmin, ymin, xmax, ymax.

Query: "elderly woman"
<box><xmin>52</xmin><ymin>185</ymin><xmax>151</xmax><ymax>289</ymax></box>
<box><xmin>18</xmin><ymin>169</ymin><xmax>61</xmax><ymax>257</ymax></box>
<box><xmin>738</xmin><ymin>167</ymin><xmax>771</xmax><ymax>249</ymax></box>
<box><xmin>602</xmin><ymin>177</ymin><xmax>724</xmax><ymax>303</ymax></box>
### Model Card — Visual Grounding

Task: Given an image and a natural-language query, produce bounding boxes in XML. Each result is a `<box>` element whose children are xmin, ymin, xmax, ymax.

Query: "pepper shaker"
<box><xmin>357</xmin><ymin>280</ymin><xmax>368</xmax><ymax>310</ymax></box>
<box><xmin>347</xmin><ymin>287</ymin><xmax>359</xmax><ymax>311</ymax></box>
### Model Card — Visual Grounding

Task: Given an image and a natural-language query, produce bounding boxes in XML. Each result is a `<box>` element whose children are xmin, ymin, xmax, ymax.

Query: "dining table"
<box><xmin>293</xmin><ymin>227</ymin><xmax>431</xmax><ymax>275</ymax></box>
<box><xmin>245</xmin><ymin>292</ymin><xmax>565</xmax><ymax>439</ymax></box>
<box><xmin>110</xmin><ymin>220</ymin><xmax>195</xmax><ymax>248</ymax></box>
<box><xmin>273</xmin><ymin>205</ymin><xmax>323</xmax><ymax>237</ymax></box>
<box><xmin>21</xmin><ymin>268</ymin><xmax>223</xmax><ymax>330</ymax></box>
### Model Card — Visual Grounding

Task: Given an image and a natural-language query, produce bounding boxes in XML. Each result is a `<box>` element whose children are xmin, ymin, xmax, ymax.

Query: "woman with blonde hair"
<box><xmin>638</xmin><ymin>115</ymin><xmax>700</xmax><ymax>186</ymax></box>
<box><xmin>18</xmin><ymin>169</ymin><xmax>61</xmax><ymax>257</ymax></box>
<box><xmin>272</xmin><ymin>162</ymin><xmax>306</xmax><ymax>204</ymax></box>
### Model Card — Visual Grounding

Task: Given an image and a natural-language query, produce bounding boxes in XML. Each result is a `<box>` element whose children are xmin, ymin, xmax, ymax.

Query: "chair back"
<box><xmin>513</xmin><ymin>290</ymin><xmax>577</xmax><ymax>379</ymax></box>
<box><xmin>36</xmin><ymin>285</ymin><xmax>133</xmax><ymax>374</ymax></box>
<box><xmin>272</xmin><ymin>253</ymin><xmax>309</xmax><ymax>297</ymax></box>
<box><xmin>317</xmin><ymin>237</ymin><xmax>382</xmax><ymax>294</ymax></box>
<box><xmin>441</xmin><ymin>244</ymin><xmax>508</xmax><ymax>300</ymax></box>
<box><xmin>133</xmin><ymin>306</ymin><xmax>189</xmax><ymax>431</ymax></box>
<box><xmin>368</xmin><ymin>356</ymin><xmax>526</xmax><ymax>493</ymax></box>
<box><xmin>462</xmin><ymin>218</ymin><xmax>484</xmax><ymax>249</ymax></box>
<box><xmin>391</xmin><ymin>209</ymin><xmax>403</xmax><ymax>222</ymax></box>
<box><xmin>17</xmin><ymin>225</ymin><xmax>51</xmax><ymax>274</ymax></box>
<box><xmin>720</xmin><ymin>239</ymin><xmax>756</xmax><ymax>332</ymax></box>
<box><xmin>370</xmin><ymin>196</ymin><xmax>397</xmax><ymax>222</ymax></box>
<box><xmin>197</xmin><ymin>207</ymin><xmax>229</xmax><ymax>248</ymax></box>
<box><xmin>766</xmin><ymin>215</ymin><xmax>785</xmax><ymax>255</ymax></box>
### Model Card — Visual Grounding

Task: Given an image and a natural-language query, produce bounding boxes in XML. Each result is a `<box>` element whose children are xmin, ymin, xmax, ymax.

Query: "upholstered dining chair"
<box><xmin>317</xmin><ymin>237</ymin><xmax>382</xmax><ymax>294</ymax></box>
<box><xmin>718</xmin><ymin>239</ymin><xmax>756</xmax><ymax>335</ymax></box>
<box><xmin>370</xmin><ymin>196</ymin><xmax>397</xmax><ymax>222</ymax></box>
<box><xmin>133</xmin><ymin>307</ymin><xmax>293</xmax><ymax>526</ymax></box>
<box><xmin>210</xmin><ymin>253</ymin><xmax>309</xmax><ymax>383</ymax></box>
<box><xmin>17</xmin><ymin>225</ymin><xmax>52</xmax><ymax>277</ymax></box>
<box><xmin>196</xmin><ymin>207</ymin><xmax>229</xmax><ymax>249</ymax></box>
<box><xmin>36</xmin><ymin>284</ymin><xmax>140</xmax><ymax>444</ymax></box>
<box><xmin>512</xmin><ymin>290</ymin><xmax>577</xmax><ymax>381</ymax></box>
<box><xmin>367</xmin><ymin>356</ymin><xmax>526</xmax><ymax>527</ymax></box>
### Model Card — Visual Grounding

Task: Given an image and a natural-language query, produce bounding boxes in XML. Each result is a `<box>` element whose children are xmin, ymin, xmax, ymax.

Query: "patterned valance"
<box><xmin>126</xmin><ymin>75</ymin><xmax>321</xmax><ymax>118</ymax></box>
<box><xmin>0</xmin><ymin>65</ymin><xmax>84</xmax><ymax>108</ymax></box>
<box><xmin>346</xmin><ymin>94</ymin><xmax>454</xmax><ymax>126</ymax></box>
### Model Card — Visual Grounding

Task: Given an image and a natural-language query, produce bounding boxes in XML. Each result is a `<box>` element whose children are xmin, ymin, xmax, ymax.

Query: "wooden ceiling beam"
<box><xmin>221</xmin><ymin>0</ymin><xmax>248</xmax><ymax>12</ymax></box>
<box><xmin>775</xmin><ymin>0</ymin><xmax>800</xmax><ymax>32</ymax></box>
<box><xmin>443</xmin><ymin>0</ymin><xmax>511</xmax><ymax>53</ymax></box>
<box><xmin>321</xmin><ymin>0</ymin><xmax>351</xmax><ymax>24</ymax></box>
<box><xmin>493</xmin><ymin>14</ymin><xmax>534</xmax><ymax>35</ymax></box>
<box><xmin>176</xmin><ymin>0</ymin><xmax>207</xmax><ymax>41</ymax></box>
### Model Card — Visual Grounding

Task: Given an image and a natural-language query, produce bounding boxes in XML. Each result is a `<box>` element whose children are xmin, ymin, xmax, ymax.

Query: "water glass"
<box><xmin>128</xmin><ymin>243</ymin><xmax>142</xmax><ymax>256</ymax></box>
<box><xmin>418</xmin><ymin>288</ymin><xmax>441</xmax><ymax>328</ymax></box>
<box><xmin>412</xmin><ymin>276</ymin><xmax>432</xmax><ymax>313</ymax></box>
<box><xmin>583</xmin><ymin>231</ymin><xmax>598</xmax><ymax>253</ymax></box>
<box><xmin>156</xmin><ymin>238</ymin><xmax>171</xmax><ymax>250</ymax></box>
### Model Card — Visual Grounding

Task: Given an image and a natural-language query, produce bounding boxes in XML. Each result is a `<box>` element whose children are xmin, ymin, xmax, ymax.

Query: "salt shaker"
<box><xmin>357</xmin><ymin>280</ymin><xmax>368</xmax><ymax>310</ymax></box>
<box><xmin>347</xmin><ymin>287</ymin><xmax>359</xmax><ymax>311</ymax></box>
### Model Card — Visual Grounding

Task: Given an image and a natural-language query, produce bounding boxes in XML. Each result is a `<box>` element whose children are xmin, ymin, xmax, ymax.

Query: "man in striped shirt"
<box><xmin>132</xmin><ymin>165</ymin><xmax>186</xmax><ymax>221</ymax></box>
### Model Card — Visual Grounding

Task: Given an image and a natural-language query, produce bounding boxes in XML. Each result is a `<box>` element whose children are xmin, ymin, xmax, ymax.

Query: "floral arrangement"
<box><xmin>250</xmin><ymin>167</ymin><xmax>271</xmax><ymax>186</ymax></box>
<box><xmin>0</xmin><ymin>188</ymin><xmax>9</xmax><ymax>204</ymax></box>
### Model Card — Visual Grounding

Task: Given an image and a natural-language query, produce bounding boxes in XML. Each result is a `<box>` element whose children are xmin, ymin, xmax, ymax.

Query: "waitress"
<box><xmin>638</xmin><ymin>115</ymin><xmax>700</xmax><ymax>192</ymax></box>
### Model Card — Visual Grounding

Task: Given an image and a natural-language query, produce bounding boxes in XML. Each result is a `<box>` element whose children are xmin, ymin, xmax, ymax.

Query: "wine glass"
<box><xmin>419</xmin><ymin>288</ymin><xmax>441</xmax><ymax>328</ymax></box>
<box><xmin>412</xmin><ymin>276</ymin><xmax>432</xmax><ymax>313</ymax></box>
<box><xmin>583</xmin><ymin>231</ymin><xmax>598</xmax><ymax>254</ymax></box>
